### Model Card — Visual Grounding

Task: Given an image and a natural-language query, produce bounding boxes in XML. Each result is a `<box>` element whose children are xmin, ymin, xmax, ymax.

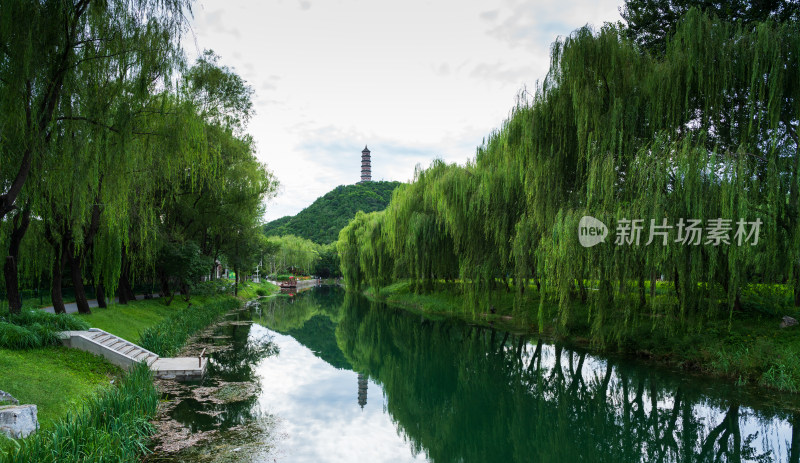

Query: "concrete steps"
<box><xmin>59</xmin><ymin>329</ymin><xmax>206</xmax><ymax>381</ymax></box>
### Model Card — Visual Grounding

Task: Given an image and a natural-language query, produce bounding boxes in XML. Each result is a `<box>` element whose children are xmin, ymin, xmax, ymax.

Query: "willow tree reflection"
<box><xmin>333</xmin><ymin>292</ymin><xmax>796</xmax><ymax>463</ymax></box>
<box><xmin>255</xmin><ymin>287</ymin><xmax>351</xmax><ymax>369</ymax></box>
<box><xmin>205</xmin><ymin>306</ymin><xmax>278</xmax><ymax>383</ymax></box>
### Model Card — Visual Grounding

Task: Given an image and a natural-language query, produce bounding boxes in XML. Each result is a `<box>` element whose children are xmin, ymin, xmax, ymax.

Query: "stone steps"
<box><xmin>59</xmin><ymin>329</ymin><xmax>205</xmax><ymax>381</ymax></box>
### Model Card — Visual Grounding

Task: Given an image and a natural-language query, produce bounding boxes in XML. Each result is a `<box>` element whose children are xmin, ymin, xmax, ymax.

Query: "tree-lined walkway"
<box><xmin>40</xmin><ymin>294</ymin><xmax>159</xmax><ymax>315</ymax></box>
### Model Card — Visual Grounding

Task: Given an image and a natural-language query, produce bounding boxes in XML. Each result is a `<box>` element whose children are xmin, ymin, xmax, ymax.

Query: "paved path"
<box><xmin>41</xmin><ymin>294</ymin><xmax>160</xmax><ymax>314</ymax></box>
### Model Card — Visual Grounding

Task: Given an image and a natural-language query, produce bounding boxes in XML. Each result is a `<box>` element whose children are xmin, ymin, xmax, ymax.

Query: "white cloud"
<box><xmin>185</xmin><ymin>0</ymin><xmax>624</xmax><ymax>221</ymax></box>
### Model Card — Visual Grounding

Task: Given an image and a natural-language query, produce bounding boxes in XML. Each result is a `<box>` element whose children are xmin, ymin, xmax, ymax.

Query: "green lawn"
<box><xmin>0</xmin><ymin>346</ymin><xmax>122</xmax><ymax>430</ymax></box>
<box><xmin>236</xmin><ymin>280</ymin><xmax>280</xmax><ymax>300</ymax></box>
<box><xmin>0</xmin><ymin>285</ymin><xmax>269</xmax><ymax>453</ymax></box>
<box><xmin>78</xmin><ymin>298</ymin><xmax>189</xmax><ymax>343</ymax></box>
<box><xmin>0</xmin><ymin>297</ymin><xmax>180</xmax><ymax>452</ymax></box>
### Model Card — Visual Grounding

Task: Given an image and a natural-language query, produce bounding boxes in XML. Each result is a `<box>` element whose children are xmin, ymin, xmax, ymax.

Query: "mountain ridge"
<box><xmin>263</xmin><ymin>181</ymin><xmax>402</xmax><ymax>244</ymax></box>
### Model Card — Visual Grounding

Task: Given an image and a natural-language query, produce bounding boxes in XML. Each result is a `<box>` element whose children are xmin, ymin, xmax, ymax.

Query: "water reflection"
<box><xmin>257</xmin><ymin>288</ymin><xmax>800</xmax><ymax>463</ymax></box>
<box><xmin>160</xmin><ymin>287</ymin><xmax>800</xmax><ymax>462</ymax></box>
<box><xmin>166</xmin><ymin>306</ymin><xmax>277</xmax><ymax>435</ymax></box>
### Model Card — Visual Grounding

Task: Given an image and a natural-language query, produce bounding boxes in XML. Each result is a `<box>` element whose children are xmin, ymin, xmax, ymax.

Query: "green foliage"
<box><xmin>156</xmin><ymin>240</ymin><xmax>213</xmax><ymax>295</ymax></box>
<box><xmin>313</xmin><ymin>243</ymin><xmax>341</xmax><ymax>278</ymax></box>
<box><xmin>0</xmin><ymin>309</ymin><xmax>88</xmax><ymax>349</ymax></box>
<box><xmin>192</xmin><ymin>279</ymin><xmax>236</xmax><ymax>297</ymax></box>
<box><xmin>264</xmin><ymin>181</ymin><xmax>401</xmax><ymax>244</ymax></box>
<box><xmin>338</xmin><ymin>11</ymin><xmax>800</xmax><ymax>345</ymax></box>
<box><xmin>138</xmin><ymin>297</ymin><xmax>241</xmax><ymax>357</ymax></box>
<box><xmin>265</xmin><ymin>235</ymin><xmax>321</xmax><ymax>275</ymax></box>
<box><xmin>235</xmin><ymin>281</ymin><xmax>279</xmax><ymax>300</ymax></box>
<box><xmin>0</xmin><ymin>14</ymin><xmax>277</xmax><ymax>318</ymax></box>
<box><xmin>1</xmin><ymin>363</ymin><xmax>159</xmax><ymax>463</ymax></box>
<box><xmin>621</xmin><ymin>0</ymin><xmax>800</xmax><ymax>54</ymax></box>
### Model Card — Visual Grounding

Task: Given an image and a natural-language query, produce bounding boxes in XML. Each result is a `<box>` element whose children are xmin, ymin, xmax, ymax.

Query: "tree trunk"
<box><xmin>51</xmin><ymin>245</ymin><xmax>67</xmax><ymax>314</ymax></box>
<box><xmin>3</xmin><ymin>205</ymin><xmax>31</xmax><ymax>314</ymax></box>
<box><xmin>234</xmin><ymin>265</ymin><xmax>239</xmax><ymax>296</ymax></box>
<box><xmin>638</xmin><ymin>274</ymin><xmax>646</xmax><ymax>307</ymax></box>
<box><xmin>158</xmin><ymin>270</ymin><xmax>174</xmax><ymax>306</ymax></box>
<box><xmin>124</xmin><ymin>278</ymin><xmax>136</xmax><ymax>301</ymax></box>
<box><xmin>794</xmin><ymin>266</ymin><xmax>800</xmax><ymax>307</ymax></box>
<box><xmin>117</xmin><ymin>283</ymin><xmax>129</xmax><ymax>305</ymax></box>
<box><xmin>67</xmin><ymin>243</ymin><xmax>91</xmax><ymax>314</ymax></box>
<box><xmin>118</xmin><ymin>247</ymin><xmax>136</xmax><ymax>303</ymax></box>
<box><xmin>4</xmin><ymin>257</ymin><xmax>23</xmax><ymax>314</ymax></box>
<box><xmin>650</xmin><ymin>270</ymin><xmax>657</xmax><ymax>299</ymax></box>
<box><xmin>179</xmin><ymin>282</ymin><xmax>191</xmax><ymax>302</ymax></box>
<box><xmin>96</xmin><ymin>283</ymin><xmax>107</xmax><ymax>308</ymax></box>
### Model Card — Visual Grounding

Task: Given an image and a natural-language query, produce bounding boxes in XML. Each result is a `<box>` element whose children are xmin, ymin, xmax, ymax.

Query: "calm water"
<box><xmin>162</xmin><ymin>286</ymin><xmax>800</xmax><ymax>462</ymax></box>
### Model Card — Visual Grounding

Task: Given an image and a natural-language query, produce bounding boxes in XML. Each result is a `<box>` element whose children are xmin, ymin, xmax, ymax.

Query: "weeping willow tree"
<box><xmin>0</xmin><ymin>0</ymin><xmax>202</xmax><ymax>314</ymax></box>
<box><xmin>337</xmin><ymin>211</ymin><xmax>393</xmax><ymax>292</ymax></box>
<box><xmin>338</xmin><ymin>9</ymin><xmax>800</xmax><ymax>344</ymax></box>
<box><xmin>0</xmin><ymin>2</ymin><xmax>281</xmax><ymax>315</ymax></box>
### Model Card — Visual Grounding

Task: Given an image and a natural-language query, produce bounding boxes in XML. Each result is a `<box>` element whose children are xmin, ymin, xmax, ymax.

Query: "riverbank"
<box><xmin>365</xmin><ymin>281</ymin><xmax>800</xmax><ymax>393</ymax></box>
<box><xmin>0</xmin><ymin>280</ymin><xmax>278</xmax><ymax>460</ymax></box>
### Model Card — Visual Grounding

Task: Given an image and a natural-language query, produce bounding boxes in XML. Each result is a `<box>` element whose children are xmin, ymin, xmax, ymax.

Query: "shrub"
<box><xmin>0</xmin><ymin>309</ymin><xmax>88</xmax><ymax>349</ymax></box>
<box><xmin>191</xmin><ymin>279</ymin><xmax>234</xmax><ymax>297</ymax></box>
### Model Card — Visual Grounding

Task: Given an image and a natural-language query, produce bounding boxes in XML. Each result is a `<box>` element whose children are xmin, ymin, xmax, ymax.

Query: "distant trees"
<box><xmin>264</xmin><ymin>235</ymin><xmax>320</xmax><ymax>276</ymax></box>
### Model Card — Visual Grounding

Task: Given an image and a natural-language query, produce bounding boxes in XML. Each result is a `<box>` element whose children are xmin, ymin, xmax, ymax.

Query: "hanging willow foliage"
<box><xmin>337</xmin><ymin>10</ymin><xmax>800</xmax><ymax>344</ymax></box>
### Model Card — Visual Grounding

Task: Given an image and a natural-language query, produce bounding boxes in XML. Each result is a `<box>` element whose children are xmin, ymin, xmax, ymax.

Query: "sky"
<box><xmin>184</xmin><ymin>0</ymin><xmax>625</xmax><ymax>221</ymax></box>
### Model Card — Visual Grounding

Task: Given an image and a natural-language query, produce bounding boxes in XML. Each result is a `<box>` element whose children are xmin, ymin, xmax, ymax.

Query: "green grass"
<box><xmin>0</xmin><ymin>284</ymin><xmax>259</xmax><ymax>459</ymax></box>
<box><xmin>236</xmin><ymin>280</ymin><xmax>280</xmax><ymax>300</ymax></box>
<box><xmin>138</xmin><ymin>296</ymin><xmax>242</xmax><ymax>357</ymax></box>
<box><xmin>78</xmin><ymin>298</ymin><xmax>187</xmax><ymax>344</ymax></box>
<box><xmin>0</xmin><ymin>346</ymin><xmax>123</xmax><ymax>432</ymax></box>
<box><xmin>1</xmin><ymin>363</ymin><xmax>159</xmax><ymax>463</ymax></box>
<box><xmin>0</xmin><ymin>283</ymin><xmax>262</xmax><ymax>455</ymax></box>
<box><xmin>0</xmin><ymin>309</ymin><xmax>89</xmax><ymax>349</ymax></box>
<box><xmin>367</xmin><ymin>280</ymin><xmax>800</xmax><ymax>393</ymax></box>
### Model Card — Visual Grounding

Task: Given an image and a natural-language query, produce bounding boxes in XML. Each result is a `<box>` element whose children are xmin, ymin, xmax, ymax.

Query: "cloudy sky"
<box><xmin>184</xmin><ymin>0</ymin><xmax>624</xmax><ymax>221</ymax></box>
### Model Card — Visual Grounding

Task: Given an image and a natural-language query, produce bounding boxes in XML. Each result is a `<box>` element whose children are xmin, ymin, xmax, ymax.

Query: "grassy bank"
<box><xmin>366</xmin><ymin>281</ymin><xmax>800</xmax><ymax>393</ymax></box>
<box><xmin>138</xmin><ymin>296</ymin><xmax>241</xmax><ymax>356</ymax></box>
<box><xmin>236</xmin><ymin>280</ymin><xmax>280</xmax><ymax>300</ymax></box>
<box><xmin>79</xmin><ymin>298</ymin><xmax>184</xmax><ymax>344</ymax></box>
<box><xmin>1</xmin><ymin>364</ymin><xmax>159</xmax><ymax>463</ymax></box>
<box><xmin>0</xmin><ymin>347</ymin><xmax>123</xmax><ymax>429</ymax></box>
<box><xmin>0</xmin><ymin>282</ymin><xmax>274</xmax><ymax>460</ymax></box>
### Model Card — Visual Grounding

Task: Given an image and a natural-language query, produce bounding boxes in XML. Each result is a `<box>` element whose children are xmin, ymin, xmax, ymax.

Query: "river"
<box><xmin>149</xmin><ymin>285</ymin><xmax>800</xmax><ymax>462</ymax></box>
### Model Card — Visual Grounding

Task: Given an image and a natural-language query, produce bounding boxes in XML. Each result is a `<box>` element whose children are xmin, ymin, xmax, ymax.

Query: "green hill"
<box><xmin>264</xmin><ymin>181</ymin><xmax>401</xmax><ymax>244</ymax></box>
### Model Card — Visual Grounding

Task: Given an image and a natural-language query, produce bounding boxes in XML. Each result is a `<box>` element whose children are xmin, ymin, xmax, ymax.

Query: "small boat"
<box><xmin>279</xmin><ymin>277</ymin><xmax>297</xmax><ymax>289</ymax></box>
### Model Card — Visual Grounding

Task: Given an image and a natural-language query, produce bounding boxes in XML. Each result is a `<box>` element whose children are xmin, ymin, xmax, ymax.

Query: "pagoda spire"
<box><xmin>360</xmin><ymin>146</ymin><xmax>371</xmax><ymax>183</ymax></box>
